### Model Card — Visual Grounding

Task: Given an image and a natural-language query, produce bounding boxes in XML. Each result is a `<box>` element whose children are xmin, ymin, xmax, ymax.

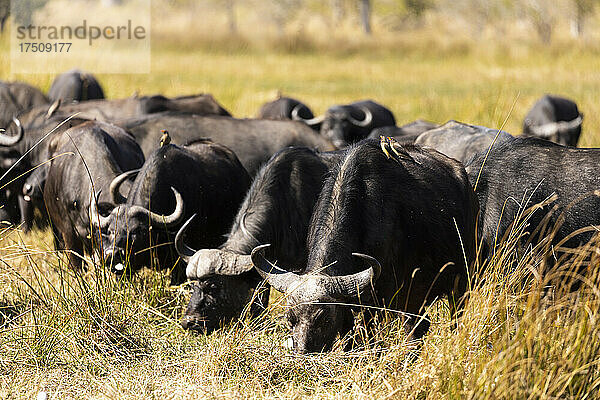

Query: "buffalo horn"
<box><xmin>0</xmin><ymin>118</ymin><xmax>24</xmax><ymax>147</ymax></box>
<box><xmin>128</xmin><ymin>187</ymin><xmax>185</xmax><ymax>227</ymax></box>
<box><xmin>109</xmin><ymin>169</ymin><xmax>140</xmax><ymax>204</ymax></box>
<box><xmin>320</xmin><ymin>253</ymin><xmax>381</xmax><ymax>298</ymax></box>
<box><xmin>251</xmin><ymin>244</ymin><xmax>301</xmax><ymax>293</ymax></box>
<box><xmin>89</xmin><ymin>190</ymin><xmax>111</xmax><ymax>228</ymax></box>
<box><xmin>291</xmin><ymin>105</ymin><xmax>324</xmax><ymax>127</ymax></box>
<box><xmin>175</xmin><ymin>213</ymin><xmax>197</xmax><ymax>262</ymax></box>
<box><xmin>348</xmin><ymin>106</ymin><xmax>373</xmax><ymax>127</ymax></box>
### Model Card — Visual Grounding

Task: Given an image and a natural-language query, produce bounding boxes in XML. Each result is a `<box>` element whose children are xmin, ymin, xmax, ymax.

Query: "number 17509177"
<box><xmin>18</xmin><ymin>43</ymin><xmax>72</xmax><ymax>52</ymax></box>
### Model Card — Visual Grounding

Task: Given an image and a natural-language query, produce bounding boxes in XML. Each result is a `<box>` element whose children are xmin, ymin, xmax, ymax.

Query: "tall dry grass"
<box><xmin>2</xmin><ymin>203</ymin><xmax>600</xmax><ymax>398</ymax></box>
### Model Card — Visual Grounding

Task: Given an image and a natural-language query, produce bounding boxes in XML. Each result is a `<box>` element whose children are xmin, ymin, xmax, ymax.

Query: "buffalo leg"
<box><xmin>63</xmin><ymin>233</ymin><xmax>84</xmax><ymax>270</ymax></box>
<box><xmin>18</xmin><ymin>196</ymin><xmax>33</xmax><ymax>233</ymax></box>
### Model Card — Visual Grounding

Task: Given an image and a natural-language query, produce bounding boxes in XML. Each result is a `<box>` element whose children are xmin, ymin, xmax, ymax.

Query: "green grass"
<box><xmin>2</xmin><ymin>30</ymin><xmax>600</xmax><ymax>398</ymax></box>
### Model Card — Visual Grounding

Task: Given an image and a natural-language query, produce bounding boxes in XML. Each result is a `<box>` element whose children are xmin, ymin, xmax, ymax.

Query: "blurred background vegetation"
<box><xmin>3</xmin><ymin>0</ymin><xmax>600</xmax><ymax>48</ymax></box>
<box><xmin>155</xmin><ymin>0</ymin><xmax>600</xmax><ymax>47</ymax></box>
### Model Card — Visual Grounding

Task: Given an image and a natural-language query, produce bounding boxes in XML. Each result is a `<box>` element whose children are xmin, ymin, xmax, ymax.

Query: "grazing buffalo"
<box><xmin>43</xmin><ymin>121</ymin><xmax>144</xmax><ymax>268</ymax></box>
<box><xmin>0</xmin><ymin>81</ymin><xmax>48</xmax><ymax>128</ymax></box>
<box><xmin>415</xmin><ymin>120</ymin><xmax>514</xmax><ymax>164</ymax></box>
<box><xmin>0</xmin><ymin>109</ymin><xmax>90</xmax><ymax>228</ymax></box>
<box><xmin>19</xmin><ymin>164</ymin><xmax>49</xmax><ymax>232</ymax></box>
<box><xmin>368</xmin><ymin>119</ymin><xmax>439</xmax><ymax>143</ymax></box>
<box><xmin>0</xmin><ymin>92</ymin><xmax>231</xmax><ymax>227</ymax></box>
<box><xmin>293</xmin><ymin>100</ymin><xmax>395</xmax><ymax>148</ymax></box>
<box><xmin>256</xmin><ymin>96</ymin><xmax>316</xmax><ymax>125</ymax></box>
<box><xmin>43</xmin><ymin>93</ymin><xmax>231</xmax><ymax>122</ymax></box>
<box><xmin>48</xmin><ymin>69</ymin><xmax>105</xmax><ymax>103</ymax></box>
<box><xmin>466</xmin><ymin>137</ymin><xmax>600</xmax><ymax>258</ymax></box>
<box><xmin>522</xmin><ymin>95</ymin><xmax>583</xmax><ymax>147</ymax></box>
<box><xmin>252</xmin><ymin>138</ymin><xmax>478</xmax><ymax>353</ymax></box>
<box><xmin>119</xmin><ymin>112</ymin><xmax>335</xmax><ymax>176</ymax></box>
<box><xmin>97</xmin><ymin>140</ymin><xmax>250</xmax><ymax>284</ymax></box>
<box><xmin>175</xmin><ymin>146</ymin><xmax>341</xmax><ymax>333</ymax></box>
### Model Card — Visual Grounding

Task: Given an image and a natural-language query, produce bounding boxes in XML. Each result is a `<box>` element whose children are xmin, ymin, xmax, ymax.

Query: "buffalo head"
<box><xmin>319</xmin><ymin>105</ymin><xmax>373</xmax><ymax>148</ymax></box>
<box><xmin>90</xmin><ymin>173</ymin><xmax>185</xmax><ymax>273</ymax></box>
<box><xmin>251</xmin><ymin>244</ymin><xmax>381</xmax><ymax>354</ymax></box>
<box><xmin>175</xmin><ymin>216</ymin><xmax>265</xmax><ymax>334</ymax></box>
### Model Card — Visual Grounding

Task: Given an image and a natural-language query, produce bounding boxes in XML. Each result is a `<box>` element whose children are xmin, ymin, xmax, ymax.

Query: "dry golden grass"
<box><xmin>2</xmin><ymin>214</ymin><xmax>600</xmax><ymax>399</ymax></box>
<box><xmin>1</xmin><ymin>21</ymin><xmax>600</xmax><ymax>399</ymax></box>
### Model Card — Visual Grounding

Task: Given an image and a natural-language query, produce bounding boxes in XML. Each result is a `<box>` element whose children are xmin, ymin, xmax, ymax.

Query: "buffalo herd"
<box><xmin>0</xmin><ymin>71</ymin><xmax>595</xmax><ymax>353</ymax></box>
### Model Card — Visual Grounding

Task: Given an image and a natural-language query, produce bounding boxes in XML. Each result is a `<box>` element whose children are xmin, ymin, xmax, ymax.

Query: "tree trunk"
<box><xmin>226</xmin><ymin>0</ymin><xmax>237</xmax><ymax>34</ymax></box>
<box><xmin>101</xmin><ymin>0</ymin><xmax>123</xmax><ymax>6</ymax></box>
<box><xmin>536</xmin><ymin>20</ymin><xmax>552</xmax><ymax>44</ymax></box>
<box><xmin>332</xmin><ymin>0</ymin><xmax>344</xmax><ymax>25</ymax></box>
<box><xmin>360</xmin><ymin>0</ymin><xmax>371</xmax><ymax>35</ymax></box>
<box><xmin>571</xmin><ymin>2</ymin><xmax>585</xmax><ymax>38</ymax></box>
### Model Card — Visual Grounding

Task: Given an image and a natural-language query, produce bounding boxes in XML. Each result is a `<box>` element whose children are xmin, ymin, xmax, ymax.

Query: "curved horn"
<box><xmin>529</xmin><ymin>115</ymin><xmax>584</xmax><ymax>138</ymax></box>
<box><xmin>128</xmin><ymin>187</ymin><xmax>185</xmax><ymax>227</ymax></box>
<box><xmin>186</xmin><ymin>249</ymin><xmax>253</xmax><ymax>279</ymax></box>
<box><xmin>89</xmin><ymin>190</ymin><xmax>111</xmax><ymax>228</ymax></box>
<box><xmin>320</xmin><ymin>253</ymin><xmax>382</xmax><ymax>299</ymax></box>
<box><xmin>529</xmin><ymin>121</ymin><xmax>558</xmax><ymax>138</ymax></box>
<box><xmin>0</xmin><ymin>118</ymin><xmax>24</xmax><ymax>146</ymax></box>
<box><xmin>47</xmin><ymin>99</ymin><xmax>61</xmax><ymax>118</ymax></box>
<box><xmin>352</xmin><ymin>253</ymin><xmax>382</xmax><ymax>281</ymax></box>
<box><xmin>291</xmin><ymin>105</ymin><xmax>325</xmax><ymax>127</ymax></box>
<box><xmin>251</xmin><ymin>244</ymin><xmax>301</xmax><ymax>293</ymax></box>
<box><xmin>109</xmin><ymin>169</ymin><xmax>139</xmax><ymax>204</ymax></box>
<box><xmin>348</xmin><ymin>106</ymin><xmax>373</xmax><ymax>127</ymax></box>
<box><xmin>175</xmin><ymin>214</ymin><xmax>197</xmax><ymax>262</ymax></box>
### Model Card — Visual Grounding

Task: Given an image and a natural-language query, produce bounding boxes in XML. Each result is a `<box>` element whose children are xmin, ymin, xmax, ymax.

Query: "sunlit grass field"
<box><xmin>2</xmin><ymin>29</ymin><xmax>600</xmax><ymax>398</ymax></box>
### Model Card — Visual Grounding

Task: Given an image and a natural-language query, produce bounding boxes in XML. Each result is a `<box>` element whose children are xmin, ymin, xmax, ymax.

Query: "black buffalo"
<box><xmin>42</xmin><ymin>93</ymin><xmax>231</xmax><ymax>122</ymax></box>
<box><xmin>119</xmin><ymin>112</ymin><xmax>335</xmax><ymax>176</ymax></box>
<box><xmin>175</xmin><ymin>146</ymin><xmax>341</xmax><ymax>333</ymax></box>
<box><xmin>19</xmin><ymin>164</ymin><xmax>49</xmax><ymax>232</ymax></box>
<box><xmin>415</xmin><ymin>120</ymin><xmax>514</xmax><ymax>163</ymax></box>
<box><xmin>48</xmin><ymin>69</ymin><xmax>105</xmax><ymax>103</ymax></box>
<box><xmin>97</xmin><ymin>140</ymin><xmax>250</xmax><ymax>284</ymax></box>
<box><xmin>522</xmin><ymin>95</ymin><xmax>583</xmax><ymax>147</ymax></box>
<box><xmin>466</xmin><ymin>137</ymin><xmax>600</xmax><ymax>258</ymax></box>
<box><xmin>0</xmin><ymin>109</ymin><xmax>90</xmax><ymax>227</ymax></box>
<box><xmin>256</xmin><ymin>96</ymin><xmax>321</xmax><ymax>130</ymax></box>
<box><xmin>252</xmin><ymin>138</ymin><xmax>478</xmax><ymax>353</ymax></box>
<box><xmin>368</xmin><ymin>119</ymin><xmax>439</xmax><ymax>143</ymax></box>
<box><xmin>0</xmin><ymin>92</ymin><xmax>231</xmax><ymax>228</ymax></box>
<box><xmin>294</xmin><ymin>100</ymin><xmax>395</xmax><ymax>148</ymax></box>
<box><xmin>43</xmin><ymin>121</ymin><xmax>144</xmax><ymax>268</ymax></box>
<box><xmin>0</xmin><ymin>81</ymin><xmax>48</xmax><ymax>128</ymax></box>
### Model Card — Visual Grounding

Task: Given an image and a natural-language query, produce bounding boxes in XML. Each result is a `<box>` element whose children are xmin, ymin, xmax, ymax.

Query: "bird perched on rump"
<box><xmin>160</xmin><ymin>129</ymin><xmax>171</xmax><ymax>147</ymax></box>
